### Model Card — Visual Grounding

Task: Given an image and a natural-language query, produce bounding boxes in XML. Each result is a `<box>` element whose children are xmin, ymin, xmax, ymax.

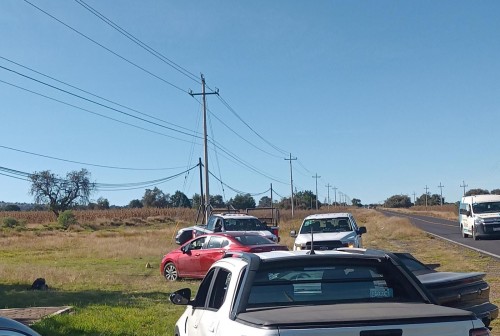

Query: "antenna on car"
<box><xmin>308</xmin><ymin>225</ymin><xmax>316</xmax><ymax>255</ymax></box>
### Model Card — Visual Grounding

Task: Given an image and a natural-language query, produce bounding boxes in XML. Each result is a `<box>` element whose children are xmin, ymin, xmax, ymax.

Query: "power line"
<box><xmin>0</xmin><ymin>56</ymin><xmax>199</xmax><ymax>135</ymax></box>
<box><xmin>74</xmin><ymin>0</ymin><xmax>200</xmax><ymax>83</ymax></box>
<box><xmin>0</xmin><ymin>64</ymin><xmax>201</xmax><ymax>139</ymax></box>
<box><xmin>23</xmin><ymin>0</ymin><xmax>189</xmax><ymax>93</ymax></box>
<box><xmin>0</xmin><ymin>144</ymin><xmax>186</xmax><ymax>171</ymax></box>
<box><xmin>208</xmin><ymin>170</ymin><xmax>270</xmax><ymax>197</ymax></box>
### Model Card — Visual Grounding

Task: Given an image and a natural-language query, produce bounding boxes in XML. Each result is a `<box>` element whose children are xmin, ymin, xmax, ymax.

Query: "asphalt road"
<box><xmin>379</xmin><ymin>210</ymin><xmax>500</xmax><ymax>259</ymax></box>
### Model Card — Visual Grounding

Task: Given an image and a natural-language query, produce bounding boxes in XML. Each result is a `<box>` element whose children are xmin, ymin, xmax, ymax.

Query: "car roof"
<box><xmin>212</xmin><ymin>213</ymin><xmax>259</xmax><ymax>220</ymax></box>
<box><xmin>302</xmin><ymin>212</ymin><xmax>352</xmax><ymax>220</ymax></box>
<box><xmin>0</xmin><ymin>316</ymin><xmax>41</xmax><ymax>336</ymax></box>
<box><xmin>462</xmin><ymin>194</ymin><xmax>500</xmax><ymax>203</ymax></box>
<box><xmin>197</xmin><ymin>232</ymin><xmax>265</xmax><ymax>239</ymax></box>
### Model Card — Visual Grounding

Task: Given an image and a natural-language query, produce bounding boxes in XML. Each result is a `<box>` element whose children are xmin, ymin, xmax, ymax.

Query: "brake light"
<box><xmin>470</xmin><ymin>327</ymin><xmax>491</xmax><ymax>336</ymax></box>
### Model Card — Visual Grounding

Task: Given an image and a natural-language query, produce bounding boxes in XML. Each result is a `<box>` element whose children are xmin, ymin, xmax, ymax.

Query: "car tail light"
<box><xmin>470</xmin><ymin>327</ymin><xmax>491</xmax><ymax>336</ymax></box>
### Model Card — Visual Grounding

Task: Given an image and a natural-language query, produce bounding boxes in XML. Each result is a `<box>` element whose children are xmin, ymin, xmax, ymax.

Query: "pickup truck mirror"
<box><xmin>290</xmin><ymin>230</ymin><xmax>297</xmax><ymax>238</ymax></box>
<box><xmin>170</xmin><ymin>288</ymin><xmax>192</xmax><ymax>305</ymax></box>
<box><xmin>357</xmin><ymin>227</ymin><xmax>367</xmax><ymax>235</ymax></box>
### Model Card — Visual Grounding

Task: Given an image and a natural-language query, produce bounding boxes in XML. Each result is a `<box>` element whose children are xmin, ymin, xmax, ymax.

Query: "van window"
<box><xmin>473</xmin><ymin>202</ymin><xmax>500</xmax><ymax>214</ymax></box>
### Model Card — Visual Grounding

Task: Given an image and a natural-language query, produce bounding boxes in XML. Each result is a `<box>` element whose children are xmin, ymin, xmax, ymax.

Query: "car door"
<box><xmin>177</xmin><ymin>237</ymin><xmax>207</xmax><ymax>277</ymax></box>
<box><xmin>350</xmin><ymin>216</ymin><xmax>363</xmax><ymax>247</ymax></box>
<box><xmin>197</xmin><ymin>268</ymin><xmax>232</xmax><ymax>336</ymax></box>
<box><xmin>197</xmin><ymin>236</ymin><xmax>226</xmax><ymax>277</ymax></box>
<box><xmin>186</xmin><ymin>269</ymin><xmax>215</xmax><ymax>336</ymax></box>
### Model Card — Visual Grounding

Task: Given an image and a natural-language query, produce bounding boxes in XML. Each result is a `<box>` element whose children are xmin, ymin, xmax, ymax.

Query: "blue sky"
<box><xmin>1</xmin><ymin>0</ymin><xmax>500</xmax><ymax>206</ymax></box>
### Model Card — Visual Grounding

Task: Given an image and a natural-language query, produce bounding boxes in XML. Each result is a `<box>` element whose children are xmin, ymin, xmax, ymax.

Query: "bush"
<box><xmin>58</xmin><ymin>210</ymin><xmax>77</xmax><ymax>229</ymax></box>
<box><xmin>2</xmin><ymin>217</ymin><xmax>19</xmax><ymax>228</ymax></box>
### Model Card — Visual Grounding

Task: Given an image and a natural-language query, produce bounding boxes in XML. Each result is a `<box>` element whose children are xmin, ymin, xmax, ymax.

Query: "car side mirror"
<box><xmin>290</xmin><ymin>230</ymin><xmax>297</xmax><ymax>238</ymax></box>
<box><xmin>170</xmin><ymin>288</ymin><xmax>192</xmax><ymax>305</ymax></box>
<box><xmin>357</xmin><ymin>227</ymin><xmax>367</xmax><ymax>235</ymax></box>
<box><xmin>467</xmin><ymin>210</ymin><xmax>472</xmax><ymax>217</ymax></box>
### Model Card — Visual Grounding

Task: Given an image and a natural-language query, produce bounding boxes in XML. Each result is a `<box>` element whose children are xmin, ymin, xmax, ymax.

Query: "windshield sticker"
<box><xmin>370</xmin><ymin>287</ymin><xmax>393</xmax><ymax>298</ymax></box>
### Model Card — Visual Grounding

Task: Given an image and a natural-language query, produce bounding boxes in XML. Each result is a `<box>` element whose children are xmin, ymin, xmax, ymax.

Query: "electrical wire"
<box><xmin>23</xmin><ymin>0</ymin><xmax>189</xmax><ymax>94</ymax></box>
<box><xmin>0</xmin><ymin>144</ymin><xmax>186</xmax><ymax>171</ymax></box>
<box><xmin>0</xmin><ymin>56</ymin><xmax>199</xmax><ymax>135</ymax></box>
<box><xmin>74</xmin><ymin>0</ymin><xmax>200</xmax><ymax>84</ymax></box>
<box><xmin>0</xmin><ymin>79</ymin><xmax>197</xmax><ymax>144</ymax></box>
<box><xmin>0</xmin><ymin>65</ymin><xmax>201</xmax><ymax>139</ymax></box>
<box><xmin>208</xmin><ymin>170</ymin><xmax>270</xmax><ymax>197</ymax></box>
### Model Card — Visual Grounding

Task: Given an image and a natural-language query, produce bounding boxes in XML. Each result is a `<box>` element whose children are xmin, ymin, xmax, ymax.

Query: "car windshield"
<box><xmin>472</xmin><ymin>202</ymin><xmax>500</xmax><ymax>214</ymax></box>
<box><xmin>224</xmin><ymin>218</ymin><xmax>267</xmax><ymax>231</ymax></box>
<box><xmin>246</xmin><ymin>259</ymin><xmax>423</xmax><ymax>308</ymax></box>
<box><xmin>234</xmin><ymin>235</ymin><xmax>272</xmax><ymax>246</ymax></box>
<box><xmin>299</xmin><ymin>218</ymin><xmax>352</xmax><ymax>234</ymax></box>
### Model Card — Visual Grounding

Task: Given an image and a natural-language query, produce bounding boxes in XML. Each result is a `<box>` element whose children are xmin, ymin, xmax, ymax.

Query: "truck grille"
<box><xmin>306</xmin><ymin>240</ymin><xmax>347</xmax><ymax>250</ymax></box>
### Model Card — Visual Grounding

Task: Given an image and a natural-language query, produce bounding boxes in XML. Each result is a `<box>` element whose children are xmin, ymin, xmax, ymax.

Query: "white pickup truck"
<box><xmin>170</xmin><ymin>249</ymin><xmax>490</xmax><ymax>336</ymax></box>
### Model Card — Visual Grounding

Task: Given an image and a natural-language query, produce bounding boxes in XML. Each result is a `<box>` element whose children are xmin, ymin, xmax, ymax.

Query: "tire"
<box><xmin>461</xmin><ymin>225</ymin><xmax>469</xmax><ymax>238</ymax></box>
<box><xmin>472</xmin><ymin>226</ymin><xmax>479</xmax><ymax>240</ymax></box>
<box><xmin>163</xmin><ymin>262</ymin><xmax>179</xmax><ymax>281</ymax></box>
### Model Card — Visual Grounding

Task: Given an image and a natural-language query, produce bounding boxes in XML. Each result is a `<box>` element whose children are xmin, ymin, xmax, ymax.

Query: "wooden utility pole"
<box><xmin>325</xmin><ymin>183</ymin><xmax>332</xmax><ymax>209</ymax></box>
<box><xmin>460</xmin><ymin>180</ymin><xmax>468</xmax><ymax>196</ymax></box>
<box><xmin>284</xmin><ymin>154</ymin><xmax>297</xmax><ymax>217</ymax></box>
<box><xmin>312</xmin><ymin>173</ymin><xmax>321</xmax><ymax>210</ymax></box>
<box><xmin>437</xmin><ymin>182</ymin><xmax>444</xmax><ymax>206</ymax></box>
<box><xmin>190</xmin><ymin>74</ymin><xmax>218</xmax><ymax>223</ymax></box>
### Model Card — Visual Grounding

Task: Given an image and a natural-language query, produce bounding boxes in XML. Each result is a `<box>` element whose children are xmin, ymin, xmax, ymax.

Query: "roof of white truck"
<box><xmin>462</xmin><ymin>194</ymin><xmax>500</xmax><ymax>203</ymax></box>
<box><xmin>302</xmin><ymin>212</ymin><xmax>352</xmax><ymax>220</ymax></box>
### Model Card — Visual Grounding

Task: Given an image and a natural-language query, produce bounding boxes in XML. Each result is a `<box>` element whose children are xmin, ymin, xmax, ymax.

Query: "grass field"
<box><xmin>1</xmin><ymin>207</ymin><xmax>498</xmax><ymax>335</ymax></box>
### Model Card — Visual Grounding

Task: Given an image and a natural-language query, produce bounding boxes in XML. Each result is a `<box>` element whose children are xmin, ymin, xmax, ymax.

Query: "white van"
<box><xmin>459</xmin><ymin>194</ymin><xmax>500</xmax><ymax>240</ymax></box>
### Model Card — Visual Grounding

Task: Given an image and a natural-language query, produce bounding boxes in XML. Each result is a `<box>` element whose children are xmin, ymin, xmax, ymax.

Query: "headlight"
<box><xmin>347</xmin><ymin>241</ymin><xmax>355</xmax><ymax>248</ymax></box>
<box><xmin>295</xmin><ymin>243</ymin><xmax>306</xmax><ymax>251</ymax></box>
<box><xmin>474</xmin><ymin>217</ymin><xmax>485</xmax><ymax>225</ymax></box>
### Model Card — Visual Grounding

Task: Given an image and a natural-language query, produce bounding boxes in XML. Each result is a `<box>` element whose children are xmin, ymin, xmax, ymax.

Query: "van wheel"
<box><xmin>461</xmin><ymin>225</ymin><xmax>469</xmax><ymax>238</ymax></box>
<box><xmin>472</xmin><ymin>226</ymin><xmax>479</xmax><ymax>240</ymax></box>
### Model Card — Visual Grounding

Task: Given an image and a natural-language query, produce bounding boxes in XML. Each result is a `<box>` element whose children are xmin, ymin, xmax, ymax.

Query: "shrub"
<box><xmin>2</xmin><ymin>217</ymin><xmax>19</xmax><ymax>228</ymax></box>
<box><xmin>57</xmin><ymin>210</ymin><xmax>77</xmax><ymax>229</ymax></box>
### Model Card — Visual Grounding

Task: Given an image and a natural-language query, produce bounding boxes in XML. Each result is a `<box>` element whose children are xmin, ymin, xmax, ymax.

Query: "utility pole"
<box><xmin>325</xmin><ymin>183</ymin><xmax>332</xmax><ymax>209</ymax></box>
<box><xmin>437</xmin><ymin>183</ymin><xmax>444</xmax><ymax>206</ymax></box>
<box><xmin>424</xmin><ymin>185</ymin><xmax>429</xmax><ymax>207</ymax></box>
<box><xmin>312</xmin><ymin>173</ymin><xmax>321</xmax><ymax>210</ymax></box>
<box><xmin>412</xmin><ymin>191</ymin><xmax>416</xmax><ymax>204</ymax></box>
<box><xmin>339</xmin><ymin>191</ymin><xmax>343</xmax><ymax>207</ymax></box>
<box><xmin>460</xmin><ymin>180</ymin><xmax>468</xmax><ymax>196</ymax></box>
<box><xmin>333</xmin><ymin>186</ymin><xmax>338</xmax><ymax>207</ymax></box>
<box><xmin>284</xmin><ymin>154</ymin><xmax>297</xmax><ymax>217</ymax></box>
<box><xmin>189</xmin><ymin>74</ymin><xmax>218</xmax><ymax>223</ymax></box>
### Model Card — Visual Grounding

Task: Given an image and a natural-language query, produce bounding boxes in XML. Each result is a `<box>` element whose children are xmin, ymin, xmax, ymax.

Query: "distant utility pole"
<box><xmin>339</xmin><ymin>191</ymin><xmax>343</xmax><ymax>206</ymax></box>
<box><xmin>412</xmin><ymin>191</ymin><xmax>416</xmax><ymax>204</ymax></box>
<box><xmin>460</xmin><ymin>180</ymin><xmax>468</xmax><ymax>196</ymax></box>
<box><xmin>189</xmin><ymin>74</ymin><xmax>219</xmax><ymax>223</ymax></box>
<box><xmin>437</xmin><ymin>182</ymin><xmax>444</xmax><ymax>206</ymax></box>
<box><xmin>325</xmin><ymin>183</ymin><xmax>332</xmax><ymax>209</ymax></box>
<box><xmin>284</xmin><ymin>154</ymin><xmax>297</xmax><ymax>217</ymax></box>
<box><xmin>333</xmin><ymin>186</ymin><xmax>338</xmax><ymax>207</ymax></box>
<box><xmin>424</xmin><ymin>185</ymin><xmax>429</xmax><ymax>207</ymax></box>
<box><xmin>312</xmin><ymin>173</ymin><xmax>321</xmax><ymax>210</ymax></box>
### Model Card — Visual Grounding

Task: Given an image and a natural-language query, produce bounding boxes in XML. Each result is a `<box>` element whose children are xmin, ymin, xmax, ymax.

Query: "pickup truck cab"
<box><xmin>291</xmin><ymin>212</ymin><xmax>366</xmax><ymax>250</ymax></box>
<box><xmin>175</xmin><ymin>213</ymin><xmax>278</xmax><ymax>245</ymax></box>
<box><xmin>170</xmin><ymin>250</ymin><xmax>489</xmax><ymax>336</ymax></box>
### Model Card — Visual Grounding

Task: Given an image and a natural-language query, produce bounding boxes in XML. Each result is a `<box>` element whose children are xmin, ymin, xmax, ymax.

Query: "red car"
<box><xmin>161</xmin><ymin>232</ymin><xmax>288</xmax><ymax>281</ymax></box>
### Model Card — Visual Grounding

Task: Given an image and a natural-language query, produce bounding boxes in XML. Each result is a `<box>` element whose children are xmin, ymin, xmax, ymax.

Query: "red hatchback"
<box><xmin>161</xmin><ymin>232</ymin><xmax>288</xmax><ymax>281</ymax></box>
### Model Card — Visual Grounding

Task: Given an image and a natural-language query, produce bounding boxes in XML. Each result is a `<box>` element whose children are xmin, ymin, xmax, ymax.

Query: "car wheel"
<box><xmin>163</xmin><ymin>262</ymin><xmax>178</xmax><ymax>281</ymax></box>
<box><xmin>461</xmin><ymin>225</ymin><xmax>469</xmax><ymax>238</ymax></box>
<box><xmin>472</xmin><ymin>226</ymin><xmax>479</xmax><ymax>240</ymax></box>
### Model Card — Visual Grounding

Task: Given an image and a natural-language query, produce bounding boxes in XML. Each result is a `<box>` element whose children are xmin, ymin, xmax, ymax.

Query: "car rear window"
<box><xmin>224</xmin><ymin>218</ymin><xmax>267</xmax><ymax>231</ymax></box>
<box><xmin>247</xmin><ymin>259</ymin><xmax>423</xmax><ymax>307</ymax></box>
<box><xmin>234</xmin><ymin>235</ymin><xmax>272</xmax><ymax>246</ymax></box>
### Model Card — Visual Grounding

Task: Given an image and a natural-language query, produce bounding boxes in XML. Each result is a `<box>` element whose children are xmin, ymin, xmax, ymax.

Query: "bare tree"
<box><xmin>29</xmin><ymin>169</ymin><xmax>95</xmax><ymax>217</ymax></box>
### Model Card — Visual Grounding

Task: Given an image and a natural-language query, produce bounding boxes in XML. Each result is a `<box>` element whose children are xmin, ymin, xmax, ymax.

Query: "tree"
<box><xmin>97</xmin><ymin>197</ymin><xmax>110</xmax><ymax>210</ymax></box>
<box><xmin>351</xmin><ymin>198</ymin><xmax>362</xmax><ymax>207</ymax></box>
<box><xmin>295</xmin><ymin>190</ymin><xmax>317</xmax><ymax>210</ymax></box>
<box><xmin>171</xmin><ymin>190</ymin><xmax>191</xmax><ymax>208</ymax></box>
<box><xmin>465</xmin><ymin>189</ymin><xmax>489</xmax><ymax>196</ymax></box>
<box><xmin>210</xmin><ymin>195</ymin><xmax>226</xmax><ymax>208</ymax></box>
<box><xmin>142</xmin><ymin>187</ymin><xmax>169</xmax><ymax>208</ymax></box>
<box><xmin>30</xmin><ymin>169</ymin><xmax>95</xmax><ymax>217</ymax></box>
<box><xmin>490</xmin><ymin>189</ymin><xmax>500</xmax><ymax>195</ymax></box>
<box><xmin>229</xmin><ymin>193</ymin><xmax>256</xmax><ymax>209</ymax></box>
<box><xmin>191</xmin><ymin>193</ymin><xmax>201</xmax><ymax>209</ymax></box>
<box><xmin>384</xmin><ymin>195</ymin><xmax>412</xmax><ymax>208</ymax></box>
<box><xmin>128</xmin><ymin>199</ymin><xmax>143</xmax><ymax>208</ymax></box>
<box><xmin>415</xmin><ymin>193</ymin><xmax>442</xmax><ymax>206</ymax></box>
<box><xmin>258</xmin><ymin>196</ymin><xmax>272</xmax><ymax>207</ymax></box>
<box><xmin>3</xmin><ymin>204</ymin><xmax>21</xmax><ymax>211</ymax></box>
